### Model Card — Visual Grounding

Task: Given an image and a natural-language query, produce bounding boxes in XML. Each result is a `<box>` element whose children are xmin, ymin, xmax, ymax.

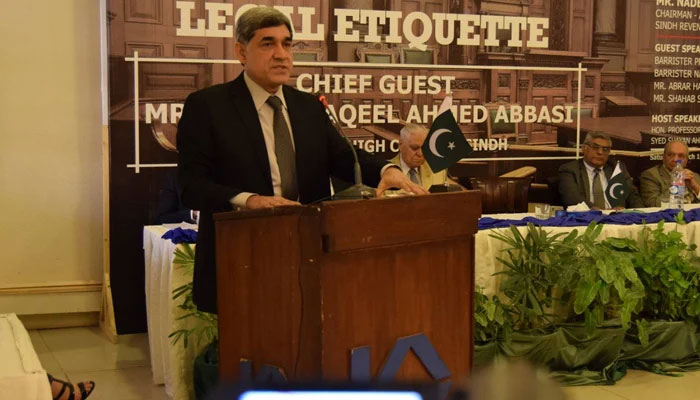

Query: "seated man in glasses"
<box><xmin>558</xmin><ymin>131</ymin><xmax>643</xmax><ymax>210</ymax></box>
<box><xmin>640</xmin><ymin>140</ymin><xmax>700</xmax><ymax>207</ymax></box>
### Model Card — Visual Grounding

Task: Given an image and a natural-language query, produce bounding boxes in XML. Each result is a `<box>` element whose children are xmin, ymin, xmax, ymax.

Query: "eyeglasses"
<box><xmin>585</xmin><ymin>142</ymin><xmax>611</xmax><ymax>153</ymax></box>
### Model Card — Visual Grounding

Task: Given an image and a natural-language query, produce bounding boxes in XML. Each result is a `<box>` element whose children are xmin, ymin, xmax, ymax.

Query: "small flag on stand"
<box><xmin>421</xmin><ymin>96</ymin><xmax>472</xmax><ymax>173</ymax></box>
<box><xmin>605</xmin><ymin>161</ymin><xmax>629</xmax><ymax>208</ymax></box>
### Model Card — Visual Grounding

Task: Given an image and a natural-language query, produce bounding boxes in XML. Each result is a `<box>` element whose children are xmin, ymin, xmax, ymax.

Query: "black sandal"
<box><xmin>48</xmin><ymin>374</ymin><xmax>95</xmax><ymax>400</ymax></box>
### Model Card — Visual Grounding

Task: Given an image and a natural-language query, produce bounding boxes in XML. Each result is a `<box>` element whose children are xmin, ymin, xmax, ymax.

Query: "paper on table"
<box><xmin>566</xmin><ymin>202</ymin><xmax>590</xmax><ymax>212</ymax></box>
<box><xmin>162</xmin><ymin>222</ymin><xmax>197</xmax><ymax>230</ymax></box>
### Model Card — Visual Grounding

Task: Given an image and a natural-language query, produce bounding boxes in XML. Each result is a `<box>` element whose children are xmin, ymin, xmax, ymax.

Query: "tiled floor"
<box><xmin>565</xmin><ymin>369</ymin><xmax>700</xmax><ymax>400</ymax></box>
<box><xmin>29</xmin><ymin>327</ymin><xmax>168</xmax><ymax>400</ymax></box>
<box><xmin>29</xmin><ymin>326</ymin><xmax>700</xmax><ymax>400</ymax></box>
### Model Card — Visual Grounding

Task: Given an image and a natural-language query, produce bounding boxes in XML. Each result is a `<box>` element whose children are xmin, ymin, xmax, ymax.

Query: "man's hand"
<box><xmin>683</xmin><ymin>169</ymin><xmax>700</xmax><ymax>195</ymax></box>
<box><xmin>245</xmin><ymin>195</ymin><xmax>300</xmax><ymax>209</ymax></box>
<box><xmin>376</xmin><ymin>166</ymin><xmax>429</xmax><ymax>197</ymax></box>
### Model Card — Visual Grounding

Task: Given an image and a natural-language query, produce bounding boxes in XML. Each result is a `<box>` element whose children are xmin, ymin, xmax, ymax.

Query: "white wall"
<box><xmin>0</xmin><ymin>1</ymin><xmax>104</xmax><ymax>314</ymax></box>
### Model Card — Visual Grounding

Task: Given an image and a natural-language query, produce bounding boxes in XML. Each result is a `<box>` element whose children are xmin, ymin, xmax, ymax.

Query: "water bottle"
<box><xmin>669</xmin><ymin>160</ymin><xmax>685</xmax><ymax>209</ymax></box>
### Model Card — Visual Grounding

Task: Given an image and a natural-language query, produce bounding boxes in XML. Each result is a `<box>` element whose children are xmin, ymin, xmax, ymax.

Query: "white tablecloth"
<box><xmin>476</xmin><ymin>207</ymin><xmax>700</xmax><ymax>295</ymax></box>
<box><xmin>0</xmin><ymin>313</ymin><xmax>51</xmax><ymax>400</ymax></box>
<box><xmin>144</xmin><ymin>224</ymin><xmax>207</xmax><ymax>400</ymax></box>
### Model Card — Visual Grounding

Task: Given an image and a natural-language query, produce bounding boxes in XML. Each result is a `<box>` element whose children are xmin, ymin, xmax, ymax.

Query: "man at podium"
<box><xmin>176</xmin><ymin>7</ymin><xmax>425</xmax><ymax>312</ymax></box>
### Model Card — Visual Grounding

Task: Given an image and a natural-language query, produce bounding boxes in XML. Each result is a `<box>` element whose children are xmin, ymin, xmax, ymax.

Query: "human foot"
<box><xmin>48</xmin><ymin>374</ymin><xmax>95</xmax><ymax>400</ymax></box>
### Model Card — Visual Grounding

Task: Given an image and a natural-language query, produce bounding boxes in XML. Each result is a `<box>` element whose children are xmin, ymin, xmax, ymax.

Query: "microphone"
<box><xmin>315</xmin><ymin>92</ymin><xmax>376</xmax><ymax>200</ymax></box>
<box><xmin>317</xmin><ymin>93</ymin><xmax>330</xmax><ymax>109</ymax></box>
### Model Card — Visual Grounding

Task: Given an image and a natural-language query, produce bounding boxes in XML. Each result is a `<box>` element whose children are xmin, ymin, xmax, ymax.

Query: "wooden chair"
<box><xmin>467</xmin><ymin>176</ymin><xmax>533</xmax><ymax>214</ymax></box>
<box><xmin>397</xmin><ymin>44</ymin><xmax>439</xmax><ymax>64</ymax></box>
<box><xmin>558</xmin><ymin>103</ymin><xmax>598</xmax><ymax>147</ymax></box>
<box><xmin>562</xmin><ymin>102</ymin><xmax>599</xmax><ymax>119</ymax></box>
<box><xmin>292</xmin><ymin>42</ymin><xmax>323</xmax><ymax>62</ymax></box>
<box><xmin>356</xmin><ymin>44</ymin><xmax>398</xmax><ymax>63</ymax></box>
<box><xmin>484</xmin><ymin>101</ymin><xmax>519</xmax><ymax>140</ymax></box>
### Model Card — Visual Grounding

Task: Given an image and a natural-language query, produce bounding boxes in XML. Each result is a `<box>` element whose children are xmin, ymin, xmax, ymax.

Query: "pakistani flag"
<box><xmin>421</xmin><ymin>96</ymin><xmax>473</xmax><ymax>173</ymax></box>
<box><xmin>605</xmin><ymin>161</ymin><xmax>628</xmax><ymax>208</ymax></box>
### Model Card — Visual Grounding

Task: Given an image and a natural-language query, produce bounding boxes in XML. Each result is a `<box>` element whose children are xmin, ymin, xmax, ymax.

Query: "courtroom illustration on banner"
<box><xmin>106</xmin><ymin>0</ymin><xmax>700</xmax><ymax>333</ymax></box>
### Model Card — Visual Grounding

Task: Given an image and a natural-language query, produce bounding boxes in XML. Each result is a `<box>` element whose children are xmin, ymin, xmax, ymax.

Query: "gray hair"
<box><xmin>583</xmin><ymin>131</ymin><xmax>611</xmax><ymax>145</ymax></box>
<box><xmin>664</xmin><ymin>139</ymin><xmax>689</xmax><ymax>156</ymax></box>
<box><xmin>400</xmin><ymin>123</ymin><xmax>428</xmax><ymax>142</ymax></box>
<box><xmin>236</xmin><ymin>7</ymin><xmax>293</xmax><ymax>44</ymax></box>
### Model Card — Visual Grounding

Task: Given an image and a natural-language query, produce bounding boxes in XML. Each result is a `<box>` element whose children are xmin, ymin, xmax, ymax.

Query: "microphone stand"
<box><xmin>318</xmin><ymin>95</ymin><xmax>376</xmax><ymax>200</ymax></box>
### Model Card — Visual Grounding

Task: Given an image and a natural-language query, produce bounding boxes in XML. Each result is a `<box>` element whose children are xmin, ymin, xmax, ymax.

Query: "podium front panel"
<box><xmin>214</xmin><ymin>192</ymin><xmax>480</xmax><ymax>383</ymax></box>
<box><xmin>319</xmin><ymin>236</ymin><xmax>473</xmax><ymax>381</ymax></box>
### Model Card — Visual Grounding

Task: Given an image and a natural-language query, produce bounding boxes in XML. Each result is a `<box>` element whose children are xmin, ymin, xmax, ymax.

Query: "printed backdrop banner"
<box><xmin>107</xmin><ymin>0</ymin><xmax>700</xmax><ymax>333</ymax></box>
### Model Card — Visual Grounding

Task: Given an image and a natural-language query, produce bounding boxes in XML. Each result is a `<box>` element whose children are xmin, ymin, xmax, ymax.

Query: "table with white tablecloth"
<box><xmin>143</xmin><ymin>206</ymin><xmax>700</xmax><ymax>397</ymax></box>
<box><xmin>143</xmin><ymin>224</ymin><xmax>208</xmax><ymax>400</ymax></box>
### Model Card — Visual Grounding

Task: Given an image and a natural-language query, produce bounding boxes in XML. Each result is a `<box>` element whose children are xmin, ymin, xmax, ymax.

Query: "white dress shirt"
<box><xmin>231</xmin><ymin>73</ymin><xmax>394</xmax><ymax>208</ymax></box>
<box><xmin>231</xmin><ymin>73</ymin><xmax>296</xmax><ymax>207</ymax></box>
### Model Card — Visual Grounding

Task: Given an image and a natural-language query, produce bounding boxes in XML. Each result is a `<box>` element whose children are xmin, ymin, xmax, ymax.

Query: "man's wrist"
<box><xmin>231</xmin><ymin>192</ymin><xmax>256</xmax><ymax>209</ymax></box>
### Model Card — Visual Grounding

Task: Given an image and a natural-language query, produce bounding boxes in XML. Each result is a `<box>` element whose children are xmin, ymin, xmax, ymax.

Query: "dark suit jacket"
<box><xmin>154</xmin><ymin>169</ymin><xmax>194</xmax><ymax>224</ymax></box>
<box><xmin>177</xmin><ymin>73</ymin><xmax>388</xmax><ymax>313</ymax></box>
<box><xmin>558</xmin><ymin>159</ymin><xmax>643</xmax><ymax>208</ymax></box>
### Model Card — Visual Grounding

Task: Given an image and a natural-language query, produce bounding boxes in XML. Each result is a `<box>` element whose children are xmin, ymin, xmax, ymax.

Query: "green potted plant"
<box><xmin>483</xmin><ymin>219</ymin><xmax>700</xmax><ymax>384</ymax></box>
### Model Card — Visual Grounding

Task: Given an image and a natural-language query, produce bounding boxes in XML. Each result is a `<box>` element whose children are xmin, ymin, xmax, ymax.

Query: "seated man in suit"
<box><xmin>390</xmin><ymin>123</ymin><xmax>456</xmax><ymax>191</ymax></box>
<box><xmin>640</xmin><ymin>140</ymin><xmax>700</xmax><ymax>206</ymax></box>
<box><xmin>558</xmin><ymin>131</ymin><xmax>643</xmax><ymax>209</ymax></box>
<box><xmin>177</xmin><ymin>7</ymin><xmax>426</xmax><ymax>313</ymax></box>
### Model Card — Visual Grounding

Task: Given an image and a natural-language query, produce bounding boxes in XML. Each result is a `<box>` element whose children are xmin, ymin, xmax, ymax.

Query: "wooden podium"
<box><xmin>214</xmin><ymin>191</ymin><xmax>480</xmax><ymax>383</ymax></box>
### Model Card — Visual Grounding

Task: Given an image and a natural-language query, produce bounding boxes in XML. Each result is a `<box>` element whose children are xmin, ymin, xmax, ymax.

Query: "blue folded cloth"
<box><xmin>478</xmin><ymin>208</ymin><xmax>700</xmax><ymax>230</ymax></box>
<box><xmin>162</xmin><ymin>227</ymin><xmax>198</xmax><ymax>244</ymax></box>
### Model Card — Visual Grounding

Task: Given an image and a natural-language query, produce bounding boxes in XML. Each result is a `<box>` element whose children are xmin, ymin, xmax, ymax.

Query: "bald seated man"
<box><xmin>640</xmin><ymin>140</ymin><xmax>700</xmax><ymax>207</ymax></box>
<box><xmin>390</xmin><ymin>123</ymin><xmax>458</xmax><ymax>190</ymax></box>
